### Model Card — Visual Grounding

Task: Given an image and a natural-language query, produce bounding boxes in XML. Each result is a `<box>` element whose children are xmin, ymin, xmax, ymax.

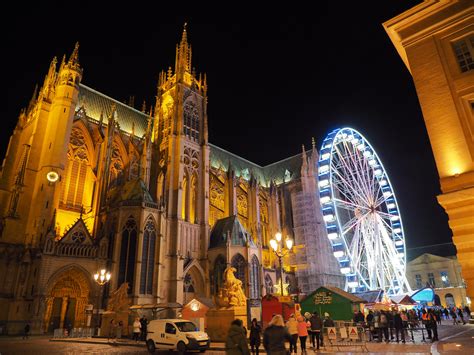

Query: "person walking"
<box><xmin>450</xmin><ymin>308</ymin><xmax>458</xmax><ymax>325</ymax></box>
<box><xmin>263</xmin><ymin>315</ymin><xmax>291</xmax><ymax>355</ymax></box>
<box><xmin>393</xmin><ymin>311</ymin><xmax>405</xmax><ymax>343</ymax></box>
<box><xmin>457</xmin><ymin>308</ymin><xmax>466</xmax><ymax>325</ymax></box>
<box><xmin>286</xmin><ymin>314</ymin><xmax>298</xmax><ymax>354</ymax></box>
<box><xmin>249</xmin><ymin>318</ymin><xmax>262</xmax><ymax>355</ymax></box>
<box><xmin>309</xmin><ymin>312</ymin><xmax>323</xmax><ymax>350</ymax></box>
<box><xmin>140</xmin><ymin>316</ymin><xmax>148</xmax><ymax>340</ymax></box>
<box><xmin>22</xmin><ymin>322</ymin><xmax>30</xmax><ymax>340</ymax></box>
<box><xmin>132</xmin><ymin>317</ymin><xmax>141</xmax><ymax>342</ymax></box>
<box><xmin>427</xmin><ymin>309</ymin><xmax>438</xmax><ymax>342</ymax></box>
<box><xmin>379</xmin><ymin>310</ymin><xmax>389</xmax><ymax>342</ymax></box>
<box><xmin>297</xmin><ymin>315</ymin><xmax>309</xmax><ymax>354</ymax></box>
<box><xmin>108</xmin><ymin>319</ymin><xmax>117</xmax><ymax>343</ymax></box>
<box><xmin>225</xmin><ymin>319</ymin><xmax>250</xmax><ymax>355</ymax></box>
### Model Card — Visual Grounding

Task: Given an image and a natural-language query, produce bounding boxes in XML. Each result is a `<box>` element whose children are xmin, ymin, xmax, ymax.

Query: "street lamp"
<box><xmin>269</xmin><ymin>232</ymin><xmax>294</xmax><ymax>296</ymax></box>
<box><xmin>93</xmin><ymin>269</ymin><xmax>111</xmax><ymax>334</ymax></box>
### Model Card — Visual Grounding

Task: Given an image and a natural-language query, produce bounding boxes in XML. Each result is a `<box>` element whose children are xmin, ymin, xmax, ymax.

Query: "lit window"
<box><xmin>183</xmin><ymin>101</ymin><xmax>200</xmax><ymax>142</ymax></box>
<box><xmin>428</xmin><ymin>272</ymin><xmax>436</xmax><ymax>287</ymax></box>
<box><xmin>415</xmin><ymin>274</ymin><xmax>423</xmax><ymax>289</ymax></box>
<box><xmin>453</xmin><ymin>36</ymin><xmax>474</xmax><ymax>73</ymax></box>
<box><xmin>440</xmin><ymin>271</ymin><xmax>450</xmax><ymax>288</ymax></box>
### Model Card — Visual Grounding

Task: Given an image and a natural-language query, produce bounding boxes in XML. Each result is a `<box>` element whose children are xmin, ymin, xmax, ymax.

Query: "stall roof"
<box><xmin>353</xmin><ymin>290</ymin><xmax>384</xmax><ymax>304</ymax></box>
<box><xmin>320</xmin><ymin>286</ymin><xmax>366</xmax><ymax>303</ymax></box>
<box><xmin>390</xmin><ymin>294</ymin><xmax>417</xmax><ymax>305</ymax></box>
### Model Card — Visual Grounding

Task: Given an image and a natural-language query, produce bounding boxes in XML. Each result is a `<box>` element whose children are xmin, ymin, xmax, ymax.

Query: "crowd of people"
<box><xmin>225</xmin><ymin>305</ymin><xmax>472</xmax><ymax>353</ymax></box>
<box><xmin>225</xmin><ymin>312</ymin><xmax>335</xmax><ymax>354</ymax></box>
<box><xmin>353</xmin><ymin>305</ymin><xmax>471</xmax><ymax>344</ymax></box>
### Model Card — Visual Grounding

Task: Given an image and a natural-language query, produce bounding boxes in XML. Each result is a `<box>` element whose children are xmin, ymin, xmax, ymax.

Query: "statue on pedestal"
<box><xmin>208</xmin><ymin>266</ymin><xmax>248</xmax><ymax>341</ymax></box>
<box><xmin>216</xmin><ymin>266</ymin><xmax>246</xmax><ymax>308</ymax></box>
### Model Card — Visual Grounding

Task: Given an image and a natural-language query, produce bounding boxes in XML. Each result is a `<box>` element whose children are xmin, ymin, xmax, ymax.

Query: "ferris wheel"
<box><xmin>317</xmin><ymin>127</ymin><xmax>411</xmax><ymax>295</ymax></box>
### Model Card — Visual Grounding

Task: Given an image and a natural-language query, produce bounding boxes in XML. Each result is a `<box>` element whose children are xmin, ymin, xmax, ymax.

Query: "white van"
<box><xmin>146</xmin><ymin>319</ymin><xmax>210</xmax><ymax>354</ymax></box>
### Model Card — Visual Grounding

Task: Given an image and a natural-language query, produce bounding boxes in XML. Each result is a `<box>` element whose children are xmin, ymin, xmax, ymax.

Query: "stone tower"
<box><xmin>153</xmin><ymin>24</ymin><xmax>210</xmax><ymax>304</ymax></box>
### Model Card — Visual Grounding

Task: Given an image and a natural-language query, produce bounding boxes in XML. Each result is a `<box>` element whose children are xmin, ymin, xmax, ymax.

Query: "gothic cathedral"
<box><xmin>0</xmin><ymin>27</ymin><xmax>343</xmax><ymax>334</ymax></box>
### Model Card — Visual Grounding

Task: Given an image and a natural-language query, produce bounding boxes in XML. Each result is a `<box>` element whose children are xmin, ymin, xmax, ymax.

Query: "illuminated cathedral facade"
<box><xmin>0</xmin><ymin>28</ymin><xmax>343</xmax><ymax>334</ymax></box>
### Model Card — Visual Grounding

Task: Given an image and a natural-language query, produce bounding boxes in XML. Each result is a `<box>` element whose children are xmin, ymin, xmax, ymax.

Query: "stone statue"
<box><xmin>107</xmin><ymin>282</ymin><xmax>130</xmax><ymax>312</ymax></box>
<box><xmin>216</xmin><ymin>266</ymin><xmax>247</xmax><ymax>308</ymax></box>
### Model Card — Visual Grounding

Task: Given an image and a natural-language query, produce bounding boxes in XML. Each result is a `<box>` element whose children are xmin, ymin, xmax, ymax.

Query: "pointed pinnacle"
<box><xmin>68</xmin><ymin>42</ymin><xmax>80</xmax><ymax>65</ymax></box>
<box><xmin>181</xmin><ymin>22</ymin><xmax>188</xmax><ymax>44</ymax></box>
<box><xmin>312</xmin><ymin>137</ymin><xmax>316</xmax><ymax>150</ymax></box>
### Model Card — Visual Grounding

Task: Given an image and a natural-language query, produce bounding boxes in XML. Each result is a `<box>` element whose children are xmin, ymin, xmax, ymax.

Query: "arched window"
<box><xmin>118</xmin><ymin>217</ymin><xmax>137</xmax><ymax>294</ymax></box>
<box><xmin>250</xmin><ymin>256</ymin><xmax>261</xmax><ymax>299</ymax></box>
<box><xmin>190</xmin><ymin>174</ymin><xmax>197</xmax><ymax>223</ymax></box>
<box><xmin>157</xmin><ymin>173</ymin><xmax>165</xmax><ymax>205</ymax></box>
<box><xmin>213</xmin><ymin>255</ymin><xmax>226</xmax><ymax>295</ymax></box>
<box><xmin>140</xmin><ymin>217</ymin><xmax>156</xmax><ymax>295</ymax></box>
<box><xmin>60</xmin><ymin>128</ymin><xmax>89</xmax><ymax>210</ymax></box>
<box><xmin>231</xmin><ymin>254</ymin><xmax>246</xmax><ymax>291</ymax></box>
<box><xmin>265</xmin><ymin>274</ymin><xmax>273</xmax><ymax>295</ymax></box>
<box><xmin>182</xmin><ymin>175</ymin><xmax>188</xmax><ymax>221</ymax></box>
<box><xmin>445</xmin><ymin>293</ymin><xmax>455</xmax><ymax>307</ymax></box>
<box><xmin>183</xmin><ymin>101</ymin><xmax>200</xmax><ymax>142</ymax></box>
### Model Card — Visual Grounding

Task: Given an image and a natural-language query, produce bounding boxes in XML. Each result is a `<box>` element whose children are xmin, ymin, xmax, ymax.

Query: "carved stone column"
<box><xmin>59</xmin><ymin>296</ymin><xmax>69</xmax><ymax>329</ymax></box>
<box><xmin>43</xmin><ymin>297</ymin><xmax>54</xmax><ymax>333</ymax></box>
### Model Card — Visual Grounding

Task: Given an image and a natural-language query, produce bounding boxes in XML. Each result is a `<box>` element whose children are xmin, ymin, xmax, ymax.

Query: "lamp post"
<box><xmin>269</xmin><ymin>232</ymin><xmax>294</xmax><ymax>296</ymax></box>
<box><xmin>93</xmin><ymin>269</ymin><xmax>111</xmax><ymax>335</ymax></box>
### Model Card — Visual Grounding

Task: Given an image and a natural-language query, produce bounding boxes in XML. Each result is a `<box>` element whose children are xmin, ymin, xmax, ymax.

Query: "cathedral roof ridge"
<box><xmin>79</xmin><ymin>83</ymin><xmax>152</xmax><ymax>119</ymax></box>
<box><xmin>262</xmin><ymin>149</ymin><xmax>309</xmax><ymax>168</ymax></box>
<box><xmin>210</xmin><ymin>142</ymin><xmax>310</xmax><ymax>169</ymax></box>
<box><xmin>209</xmin><ymin>143</ymin><xmax>264</xmax><ymax>168</ymax></box>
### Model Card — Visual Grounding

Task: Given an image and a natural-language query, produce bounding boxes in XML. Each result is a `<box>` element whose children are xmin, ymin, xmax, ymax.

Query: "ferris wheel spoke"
<box><xmin>331</xmin><ymin>162</ymin><xmax>370</xmax><ymax>206</ymax></box>
<box><xmin>333</xmin><ymin>198</ymin><xmax>367</xmax><ymax>211</ymax></box>
<box><xmin>332</xmin><ymin>179</ymin><xmax>365</xmax><ymax>207</ymax></box>
<box><xmin>341</xmin><ymin>210</ymin><xmax>370</xmax><ymax>236</ymax></box>
<box><xmin>333</xmin><ymin>145</ymin><xmax>371</xmax><ymax>202</ymax></box>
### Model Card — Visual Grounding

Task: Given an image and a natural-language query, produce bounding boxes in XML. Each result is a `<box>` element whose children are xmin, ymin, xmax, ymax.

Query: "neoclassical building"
<box><xmin>407</xmin><ymin>253</ymin><xmax>468</xmax><ymax>308</ymax></box>
<box><xmin>384</xmin><ymin>0</ymin><xmax>474</xmax><ymax>300</ymax></box>
<box><xmin>0</xmin><ymin>28</ymin><xmax>342</xmax><ymax>334</ymax></box>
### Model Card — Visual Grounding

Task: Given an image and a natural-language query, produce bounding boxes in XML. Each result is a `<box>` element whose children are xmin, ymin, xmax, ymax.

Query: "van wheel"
<box><xmin>177</xmin><ymin>341</ymin><xmax>186</xmax><ymax>355</ymax></box>
<box><xmin>146</xmin><ymin>339</ymin><xmax>156</xmax><ymax>353</ymax></box>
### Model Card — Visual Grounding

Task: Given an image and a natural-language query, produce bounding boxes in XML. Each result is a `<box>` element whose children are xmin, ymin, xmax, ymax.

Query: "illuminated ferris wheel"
<box><xmin>317</xmin><ymin>127</ymin><xmax>411</xmax><ymax>295</ymax></box>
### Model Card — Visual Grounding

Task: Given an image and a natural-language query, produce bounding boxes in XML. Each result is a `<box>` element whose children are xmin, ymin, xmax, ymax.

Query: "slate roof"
<box><xmin>209</xmin><ymin>144</ymin><xmax>305</xmax><ymax>187</ymax></box>
<box><xmin>77</xmin><ymin>84</ymin><xmax>150</xmax><ymax>137</ymax></box>
<box><xmin>108</xmin><ymin>179</ymin><xmax>154</xmax><ymax>204</ymax></box>
<box><xmin>209</xmin><ymin>215</ymin><xmax>256</xmax><ymax>249</ymax></box>
<box><xmin>76</xmin><ymin>85</ymin><xmax>306</xmax><ymax>185</ymax></box>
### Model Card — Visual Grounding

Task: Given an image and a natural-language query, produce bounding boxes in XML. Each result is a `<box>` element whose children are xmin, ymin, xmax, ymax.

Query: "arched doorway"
<box><xmin>445</xmin><ymin>293</ymin><xmax>455</xmax><ymax>307</ymax></box>
<box><xmin>183</xmin><ymin>264</ymin><xmax>205</xmax><ymax>304</ymax></box>
<box><xmin>43</xmin><ymin>266</ymin><xmax>91</xmax><ymax>332</ymax></box>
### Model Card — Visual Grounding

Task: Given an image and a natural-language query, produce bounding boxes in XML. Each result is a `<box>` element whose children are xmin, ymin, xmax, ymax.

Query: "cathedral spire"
<box><xmin>180</xmin><ymin>22</ymin><xmax>188</xmax><ymax>46</ymax></box>
<box><xmin>175</xmin><ymin>22</ymin><xmax>192</xmax><ymax>78</ymax></box>
<box><xmin>68</xmin><ymin>42</ymin><xmax>80</xmax><ymax>66</ymax></box>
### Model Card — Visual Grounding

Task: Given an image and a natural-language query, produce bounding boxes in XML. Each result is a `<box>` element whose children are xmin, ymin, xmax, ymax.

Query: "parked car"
<box><xmin>146</xmin><ymin>319</ymin><xmax>210</xmax><ymax>354</ymax></box>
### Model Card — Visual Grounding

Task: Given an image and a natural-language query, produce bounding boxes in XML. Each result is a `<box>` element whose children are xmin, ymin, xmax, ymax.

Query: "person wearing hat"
<box><xmin>323</xmin><ymin>313</ymin><xmax>334</xmax><ymax>327</ymax></box>
<box><xmin>309</xmin><ymin>312</ymin><xmax>323</xmax><ymax>350</ymax></box>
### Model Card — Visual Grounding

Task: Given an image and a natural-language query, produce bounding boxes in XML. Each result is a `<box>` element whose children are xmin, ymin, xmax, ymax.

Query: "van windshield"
<box><xmin>175</xmin><ymin>321</ymin><xmax>197</xmax><ymax>332</ymax></box>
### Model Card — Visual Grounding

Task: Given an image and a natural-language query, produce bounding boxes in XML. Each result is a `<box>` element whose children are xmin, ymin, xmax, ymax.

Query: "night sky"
<box><xmin>2</xmin><ymin>2</ymin><xmax>454</xmax><ymax>259</ymax></box>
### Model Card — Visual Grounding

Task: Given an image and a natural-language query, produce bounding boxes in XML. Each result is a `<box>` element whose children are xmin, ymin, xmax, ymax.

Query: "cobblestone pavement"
<box><xmin>0</xmin><ymin>322</ymin><xmax>472</xmax><ymax>355</ymax></box>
